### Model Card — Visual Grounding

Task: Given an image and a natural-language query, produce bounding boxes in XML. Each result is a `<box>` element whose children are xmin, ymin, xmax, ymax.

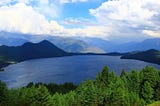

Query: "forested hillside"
<box><xmin>121</xmin><ymin>49</ymin><xmax>160</xmax><ymax>65</ymax></box>
<box><xmin>0</xmin><ymin>66</ymin><xmax>160</xmax><ymax>106</ymax></box>
<box><xmin>0</xmin><ymin>40</ymin><xmax>70</xmax><ymax>69</ymax></box>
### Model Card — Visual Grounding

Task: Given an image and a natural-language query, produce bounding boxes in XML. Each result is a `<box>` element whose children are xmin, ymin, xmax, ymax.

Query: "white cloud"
<box><xmin>33</xmin><ymin>0</ymin><xmax>60</xmax><ymax>18</ymax></box>
<box><xmin>0</xmin><ymin>3</ymin><xmax>111</xmax><ymax>39</ymax></box>
<box><xmin>143</xmin><ymin>30</ymin><xmax>160</xmax><ymax>37</ymax></box>
<box><xmin>0</xmin><ymin>0</ymin><xmax>61</xmax><ymax>19</ymax></box>
<box><xmin>61</xmin><ymin>18</ymin><xmax>98</xmax><ymax>27</ymax></box>
<box><xmin>0</xmin><ymin>3</ymin><xmax>61</xmax><ymax>35</ymax></box>
<box><xmin>59</xmin><ymin>0</ymin><xmax>88</xmax><ymax>4</ymax></box>
<box><xmin>65</xmin><ymin>26</ymin><xmax>112</xmax><ymax>38</ymax></box>
<box><xmin>89</xmin><ymin>0</ymin><xmax>160</xmax><ymax>40</ymax></box>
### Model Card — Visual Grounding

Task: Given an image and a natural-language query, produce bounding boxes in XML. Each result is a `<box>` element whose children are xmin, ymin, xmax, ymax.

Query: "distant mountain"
<box><xmin>0</xmin><ymin>40</ymin><xmax>69</xmax><ymax>62</ymax></box>
<box><xmin>121</xmin><ymin>49</ymin><xmax>160</xmax><ymax>65</ymax></box>
<box><xmin>0</xmin><ymin>38</ymin><xmax>28</xmax><ymax>46</ymax></box>
<box><xmin>0</xmin><ymin>31</ymin><xmax>105</xmax><ymax>53</ymax></box>
<box><xmin>75</xmin><ymin>37</ymin><xmax>116</xmax><ymax>52</ymax></box>
<box><xmin>1</xmin><ymin>31</ymin><xmax>160</xmax><ymax>53</ymax></box>
<box><xmin>135</xmin><ymin>38</ymin><xmax>160</xmax><ymax>50</ymax></box>
<box><xmin>46</xmin><ymin>36</ymin><xmax>105</xmax><ymax>53</ymax></box>
<box><xmin>82</xmin><ymin>38</ymin><xmax>160</xmax><ymax>52</ymax></box>
<box><xmin>103</xmin><ymin>38</ymin><xmax>160</xmax><ymax>52</ymax></box>
<box><xmin>0</xmin><ymin>31</ymin><xmax>29</xmax><ymax>46</ymax></box>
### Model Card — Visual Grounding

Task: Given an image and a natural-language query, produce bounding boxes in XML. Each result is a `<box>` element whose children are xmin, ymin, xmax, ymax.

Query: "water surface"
<box><xmin>0</xmin><ymin>55</ymin><xmax>160</xmax><ymax>88</ymax></box>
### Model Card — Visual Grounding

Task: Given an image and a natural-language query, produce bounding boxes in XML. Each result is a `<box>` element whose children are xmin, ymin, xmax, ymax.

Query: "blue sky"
<box><xmin>62</xmin><ymin>1</ymin><xmax>106</xmax><ymax>19</ymax></box>
<box><xmin>0</xmin><ymin>0</ymin><xmax>159</xmax><ymax>42</ymax></box>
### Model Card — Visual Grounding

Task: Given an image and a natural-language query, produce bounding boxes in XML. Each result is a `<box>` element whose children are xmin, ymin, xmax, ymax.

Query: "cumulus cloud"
<box><xmin>90</xmin><ymin>0</ymin><xmax>160</xmax><ymax>40</ymax></box>
<box><xmin>0</xmin><ymin>3</ymin><xmax>111</xmax><ymax>39</ymax></box>
<box><xmin>32</xmin><ymin>0</ymin><xmax>60</xmax><ymax>19</ymax></box>
<box><xmin>0</xmin><ymin>0</ymin><xmax>61</xmax><ymax>19</ymax></box>
<box><xmin>0</xmin><ymin>3</ymin><xmax>62</xmax><ymax>35</ymax></box>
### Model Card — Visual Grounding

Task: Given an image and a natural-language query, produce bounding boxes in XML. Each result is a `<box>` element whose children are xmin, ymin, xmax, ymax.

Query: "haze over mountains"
<box><xmin>1</xmin><ymin>31</ymin><xmax>160</xmax><ymax>53</ymax></box>
<box><xmin>0</xmin><ymin>31</ymin><xmax>105</xmax><ymax>53</ymax></box>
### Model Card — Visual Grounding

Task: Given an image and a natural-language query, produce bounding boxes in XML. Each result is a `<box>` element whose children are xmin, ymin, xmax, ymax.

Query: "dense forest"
<box><xmin>0</xmin><ymin>66</ymin><xmax>160</xmax><ymax>106</ymax></box>
<box><xmin>121</xmin><ymin>49</ymin><xmax>160</xmax><ymax>65</ymax></box>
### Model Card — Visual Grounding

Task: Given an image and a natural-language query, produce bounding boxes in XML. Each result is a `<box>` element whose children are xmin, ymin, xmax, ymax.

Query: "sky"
<box><xmin>0</xmin><ymin>0</ymin><xmax>160</xmax><ymax>42</ymax></box>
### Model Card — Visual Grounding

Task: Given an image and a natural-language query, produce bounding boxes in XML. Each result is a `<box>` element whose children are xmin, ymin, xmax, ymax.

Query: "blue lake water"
<box><xmin>0</xmin><ymin>55</ymin><xmax>160</xmax><ymax>88</ymax></box>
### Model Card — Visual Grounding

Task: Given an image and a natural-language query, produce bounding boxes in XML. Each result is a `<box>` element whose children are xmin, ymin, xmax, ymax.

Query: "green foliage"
<box><xmin>128</xmin><ymin>92</ymin><xmax>145</xmax><ymax>106</ymax></box>
<box><xmin>0</xmin><ymin>80</ymin><xmax>8</xmax><ymax>106</ymax></box>
<box><xmin>147</xmin><ymin>101</ymin><xmax>160</xmax><ymax>106</ymax></box>
<box><xmin>140</xmin><ymin>66</ymin><xmax>159</xmax><ymax>87</ymax></box>
<box><xmin>26</xmin><ymin>82</ymin><xmax>77</xmax><ymax>94</ymax></box>
<box><xmin>0</xmin><ymin>66</ymin><xmax>160</xmax><ymax>106</ymax></box>
<box><xmin>95</xmin><ymin>66</ymin><xmax>116</xmax><ymax>88</ymax></box>
<box><xmin>121</xmin><ymin>49</ymin><xmax>160</xmax><ymax>65</ymax></box>
<box><xmin>104</xmin><ymin>78</ymin><xmax>129</xmax><ymax>106</ymax></box>
<box><xmin>154</xmin><ymin>80</ymin><xmax>160</xmax><ymax>101</ymax></box>
<box><xmin>76</xmin><ymin>79</ymin><xmax>99</xmax><ymax>106</ymax></box>
<box><xmin>127</xmin><ymin>70</ymin><xmax>140</xmax><ymax>93</ymax></box>
<box><xmin>141</xmin><ymin>81</ymin><xmax>154</xmax><ymax>104</ymax></box>
<box><xmin>31</xmin><ymin>85</ymin><xmax>52</xmax><ymax>106</ymax></box>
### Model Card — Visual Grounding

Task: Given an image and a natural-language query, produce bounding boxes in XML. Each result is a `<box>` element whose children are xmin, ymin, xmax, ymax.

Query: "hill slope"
<box><xmin>121</xmin><ymin>49</ymin><xmax>160</xmax><ymax>65</ymax></box>
<box><xmin>0</xmin><ymin>40</ymin><xmax>70</xmax><ymax>69</ymax></box>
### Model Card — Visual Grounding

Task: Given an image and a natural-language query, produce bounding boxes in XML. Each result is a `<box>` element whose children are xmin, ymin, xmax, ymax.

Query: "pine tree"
<box><xmin>32</xmin><ymin>85</ymin><xmax>52</xmax><ymax>106</ymax></box>
<box><xmin>154</xmin><ymin>80</ymin><xmax>160</xmax><ymax>101</ymax></box>
<box><xmin>120</xmin><ymin>69</ymin><xmax>128</xmax><ymax>88</ymax></box>
<box><xmin>52</xmin><ymin>93</ymin><xmax>63</xmax><ymax>106</ymax></box>
<box><xmin>95</xmin><ymin>66</ymin><xmax>116</xmax><ymax>88</ymax></box>
<box><xmin>141</xmin><ymin>81</ymin><xmax>153</xmax><ymax>104</ymax></box>
<box><xmin>76</xmin><ymin>79</ymin><xmax>99</xmax><ymax>106</ymax></box>
<box><xmin>127</xmin><ymin>70</ymin><xmax>140</xmax><ymax>94</ymax></box>
<box><xmin>140</xmin><ymin>66</ymin><xmax>159</xmax><ymax>87</ymax></box>
<box><xmin>104</xmin><ymin>77</ymin><xmax>129</xmax><ymax>106</ymax></box>
<box><xmin>0</xmin><ymin>81</ymin><xmax>8</xmax><ymax>106</ymax></box>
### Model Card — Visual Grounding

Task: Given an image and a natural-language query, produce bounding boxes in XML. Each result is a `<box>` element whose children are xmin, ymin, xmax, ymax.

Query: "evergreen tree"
<box><xmin>31</xmin><ymin>85</ymin><xmax>52</xmax><ymax>106</ymax></box>
<box><xmin>141</xmin><ymin>81</ymin><xmax>153</xmax><ymax>104</ymax></box>
<box><xmin>127</xmin><ymin>70</ymin><xmax>140</xmax><ymax>94</ymax></box>
<box><xmin>95</xmin><ymin>66</ymin><xmax>116</xmax><ymax>88</ymax></box>
<box><xmin>63</xmin><ymin>91</ymin><xmax>76</xmax><ymax>106</ymax></box>
<box><xmin>104</xmin><ymin>77</ymin><xmax>129</xmax><ymax>106</ymax></box>
<box><xmin>0</xmin><ymin>81</ymin><xmax>8</xmax><ymax>106</ymax></box>
<box><xmin>52</xmin><ymin>93</ymin><xmax>63</xmax><ymax>106</ymax></box>
<box><xmin>95</xmin><ymin>66</ymin><xmax>109</xmax><ymax>87</ymax></box>
<box><xmin>120</xmin><ymin>69</ymin><xmax>128</xmax><ymax>88</ymax></box>
<box><xmin>128</xmin><ymin>92</ymin><xmax>145</xmax><ymax>106</ymax></box>
<box><xmin>120</xmin><ymin>69</ymin><xmax>127</xmax><ymax>78</ymax></box>
<box><xmin>154</xmin><ymin>80</ymin><xmax>160</xmax><ymax>101</ymax></box>
<box><xmin>140</xmin><ymin>66</ymin><xmax>159</xmax><ymax>87</ymax></box>
<box><xmin>76</xmin><ymin>79</ymin><xmax>99</xmax><ymax>106</ymax></box>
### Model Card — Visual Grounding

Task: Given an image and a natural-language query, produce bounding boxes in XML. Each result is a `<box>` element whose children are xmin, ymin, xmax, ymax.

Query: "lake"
<box><xmin>0</xmin><ymin>55</ymin><xmax>160</xmax><ymax>88</ymax></box>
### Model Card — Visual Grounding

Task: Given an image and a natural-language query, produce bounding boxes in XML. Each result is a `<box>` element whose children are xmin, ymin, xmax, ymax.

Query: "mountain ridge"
<box><xmin>0</xmin><ymin>40</ymin><xmax>71</xmax><ymax>69</ymax></box>
<box><xmin>121</xmin><ymin>49</ymin><xmax>160</xmax><ymax>65</ymax></box>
